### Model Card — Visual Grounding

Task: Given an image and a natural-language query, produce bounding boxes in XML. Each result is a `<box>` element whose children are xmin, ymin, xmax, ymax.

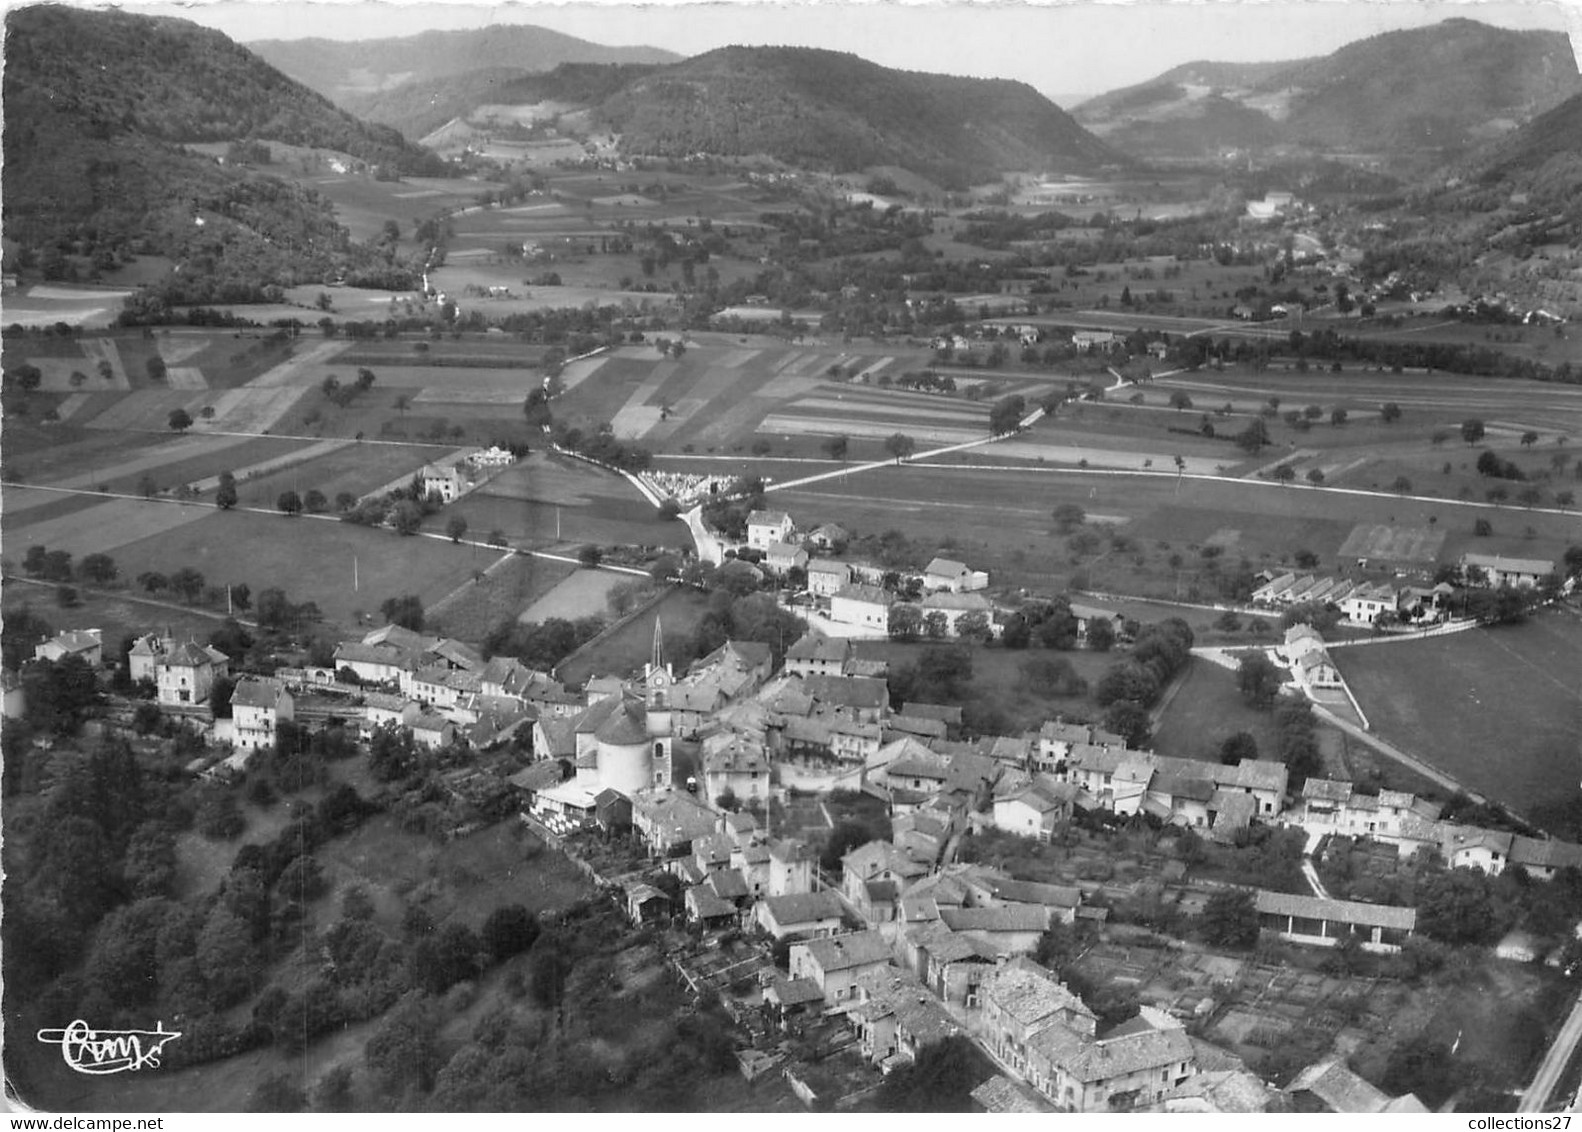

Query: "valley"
<box><xmin>4</xmin><ymin>1</ymin><xmax>1582</xmax><ymax>1119</ymax></box>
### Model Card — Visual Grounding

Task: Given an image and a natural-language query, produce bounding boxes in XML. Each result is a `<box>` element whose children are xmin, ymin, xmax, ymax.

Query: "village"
<box><xmin>15</xmin><ymin>491</ymin><xmax>1581</xmax><ymax>1114</ymax></box>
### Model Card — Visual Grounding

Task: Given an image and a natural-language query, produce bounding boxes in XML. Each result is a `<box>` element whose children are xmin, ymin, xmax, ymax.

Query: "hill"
<box><xmin>3</xmin><ymin>4</ymin><xmax>444</xmax><ymax>303</ymax></box>
<box><xmin>249</xmin><ymin>24</ymin><xmax>680</xmax><ymax>112</ymax></box>
<box><xmin>1076</xmin><ymin>18</ymin><xmax>1580</xmax><ymax>163</ymax></box>
<box><xmin>341</xmin><ymin>62</ymin><xmax>663</xmax><ymax>140</ymax></box>
<box><xmin>595</xmin><ymin>46</ymin><xmax>1129</xmax><ymax>186</ymax></box>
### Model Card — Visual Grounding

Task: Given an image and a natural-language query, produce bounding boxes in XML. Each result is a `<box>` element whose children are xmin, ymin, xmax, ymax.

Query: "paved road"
<box><xmin>1520</xmin><ymin>990</ymin><xmax>1582</xmax><ymax>1113</ymax></box>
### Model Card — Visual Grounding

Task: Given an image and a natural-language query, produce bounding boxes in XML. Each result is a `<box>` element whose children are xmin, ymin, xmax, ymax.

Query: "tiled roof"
<box><xmin>1509</xmin><ymin>836</ymin><xmax>1582</xmax><ymax>871</ymax></box>
<box><xmin>786</xmin><ymin>630</ymin><xmax>850</xmax><ymax>662</ymax></box>
<box><xmin>832</xmin><ymin>583</ymin><xmax>892</xmax><ymax>606</ymax></box>
<box><xmin>747</xmin><ymin>509</ymin><xmax>791</xmax><ymax>528</ymax></box>
<box><xmin>972</xmin><ymin>1076</ymin><xmax>1046</xmax><ymax>1113</ymax></box>
<box><xmin>762</xmin><ymin>890</ymin><xmax>844</xmax><ymax>926</ymax></box>
<box><xmin>941</xmin><ymin>905</ymin><xmax>1050</xmax><ymax>933</ymax></box>
<box><xmin>1254</xmin><ymin>889</ymin><xmax>1416</xmax><ymax>931</ymax></box>
<box><xmin>1302</xmin><ymin>777</ymin><xmax>1353</xmax><ymax>802</ymax></box>
<box><xmin>921</xmin><ymin>590</ymin><xmax>991</xmax><ymax>612</ymax></box>
<box><xmin>230</xmin><ymin>677</ymin><xmax>286</xmax><ymax>709</ymax></box>
<box><xmin>1460</xmin><ymin>552</ymin><xmax>1554</xmax><ymax>576</ymax></box>
<box><xmin>1032</xmin><ymin>1022</ymin><xmax>1195</xmax><ymax>1083</ymax></box>
<box><xmin>594</xmin><ymin>701</ymin><xmax>650</xmax><ymax>746</ymax></box>
<box><xmin>983</xmin><ymin>959</ymin><xmax>1095</xmax><ymax>1026</ymax></box>
<box><xmin>798</xmin><ymin>930</ymin><xmax>893</xmax><ymax>973</ymax></box>
<box><xmin>1286</xmin><ymin>1060</ymin><xmax>1393</xmax><ymax>1113</ymax></box>
<box><xmin>685</xmin><ymin>887</ymin><xmax>737</xmax><ymax>920</ymax></box>
<box><xmin>925</xmin><ymin>557</ymin><xmax>971</xmax><ymax>578</ymax></box>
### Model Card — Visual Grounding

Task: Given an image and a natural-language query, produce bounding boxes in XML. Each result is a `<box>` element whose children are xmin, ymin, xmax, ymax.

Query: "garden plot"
<box><xmin>190</xmin><ymin>386</ymin><xmax>309</xmax><ymax>434</ymax></box>
<box><xmin>163</xmin><ymin>366</ymin><xmax>208</xmax><ymax>390</ymax></box>
<box><xmin>1336</xmin><ymin>523</ymin><xmax>1446</xmax><ymax>565</ymax></box>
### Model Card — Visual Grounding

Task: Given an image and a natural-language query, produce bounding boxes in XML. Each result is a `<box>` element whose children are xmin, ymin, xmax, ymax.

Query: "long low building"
<box><xmin>1254</xmin><ymin>890</ymin><xmax>1415</xmax><ymax>952</ymax></box>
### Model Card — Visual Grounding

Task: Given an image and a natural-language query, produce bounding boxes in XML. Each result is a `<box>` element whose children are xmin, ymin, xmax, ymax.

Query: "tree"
<box><xmin>1086</xmin><ymin>617</ymin><xmax>1115</xmax><ymax>652</ymax></box>
<box><xmin>145</xmin><ymin>355</ymin><xmax>167</xmax><ymax>382</ymax></box>
<box><xmin>1236</xmin><ymin>651</ymin><xmax>1282</xmax><ymax>708</ymax></box>
<box><xmin>168</xmin><ymin>408</ymin><xmax>192</xmax><ymax>432</ymax></box>
<box><xmin>248</xmin><ymin>1073</ymin><xmax>306</xmax><ymax>1113</ymax></box>
<box><xmin>1052</xmin><ymin>502</ymin><xmax>1085</xmax><ymax>533</ymax></box>
<box><xmin>1272</xmin><ymin>463</ymin><xmax>1296</xmax><ymax>485</ymax></box>
<box><xmin>889</xmin><ymin>603</ymin><xmax>923</xmax><ymax>642</ymax></box>
<box><xmin>277</xmin><ymin>490</ymin><xmax>303</xmax><ymax>516</ymax></box>
<box><xmin>1201</xmin><ymin>889</ymin><xmax>1260</xmax><ymax>948</ymax></box>
<box><xmin>366</xmin><ymin>991</ymin><xmax>444</xmax><ymax>1095</ymax></box>
<box><xmin>1521</xmin><ymin>430</ymin><xmax>1540</xmax><ymax>448</ymax></box>
<box><xmin>1103</xmin><ymin>700</ymin><xmax>1151</xmax><ymax>748</ymax></box>
<box><xmin>481</xmin><ymin>904</ymin><xmax>540</xmax><ymax>961</ymax></box>
<box><xmin>577</xmin><ymin>544</ymin><xmax>603</xmax><ymax>568</ymax></box>
<box><xmin>824</xmin><ymin>435</ymin><xmax>849</xmax><ymax>461</ymax></box>
<box><xmin>215</xmin><ymin>472</ymin><xmax>238</xmax><ymax>510</ymax></box>
<box><xmin>989</xmin><ymin>394</ymin><xmax>1026</xmax><ymax>435</ymax></box>
<box><xmin>1219</xmin><ymin>731</ymin><xmax>1259</xmax><ymax>765</ymax></box>
<box><xmin>1306</xmin><ymin>468</ymin><xmax>1325</xmax><ymax>485</ymax></box>
<box><xmin>393</xmin><ymin>394</ymin><xmax>411</xmax><ymax>419</ymax></box>
<box><xmin>1381</xmin><ymin>402</ymin><xmax>1402</xmax><ymax>423</ymax></box>
<box><xmin>137</xmin><ymin>571</ymin><xmax>169</xmax><ymax>594</ymax></box>
<box><xmin>955</xmin><ymin>610</ymin><xmax>991</xmax><ymax>644</ymax></box>
<box><xmin>446</xmin><ymin>515</ymin><xmax>469</xmax><ymax>543</ymax></box>
<box><xmin>1392</xmin><ymin>476</ymin><xmax>1413</xmax><ymax>494</ymax></box>
<box><xmin>884</xmin><ymin>433</ymin><xmax>917</xmax><ymax>463</ymax></box>
<box><xmin>197</xmin><ymin>905</ymin><xmax>260</xmax><ymax>1006</ymax></box>
<box><xmin>380</xmin><ymin>595</ymin><xmax>424</xmax><ymax>632</ymax></box>
<box><xmin>169</xmin><ymin>566</ymin><xmax>206</xmax><ymax>604</ymax></box>
<box><xmin>1330</xmin><ymin>407</ymin><xmax>1348</xmax><ymax>427</ymax></box>
<box><xmin>1461</xmin><ymin>418</ymin><xmax>1486</xmax><ymax>446</ymax></box>
<box><xmin>875</xmin><ymin>1036</ymin><xmax>987</xmax><ymax>1112</ymax></box>
<box><xmin>1235</xmin><ymin>417</ymin><xmax>1270</xmax><ymax>453</ymax></box>
<box><xmin>1169</xmin><ymin>390</ymin><xmax>1194</xmax><ymax>411</ymax></box>
<box><xmin>78</xmin><ymin>553</ymin><xmax>118</xmax><ymax>585</ymax></box>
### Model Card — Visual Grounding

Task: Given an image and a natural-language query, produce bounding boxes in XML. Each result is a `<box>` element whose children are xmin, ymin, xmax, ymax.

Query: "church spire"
<box><xmin>651</xmin><ymin>615</ymin><xmax>665</xmax><ymax>672</ymax></box>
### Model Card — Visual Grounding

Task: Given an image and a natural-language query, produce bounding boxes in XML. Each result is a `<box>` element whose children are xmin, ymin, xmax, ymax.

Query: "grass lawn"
<box><xmin>556</xmin><ymin>586</ymin><xmax>712</xmax><ymax>686</ymax></box>
<box><xmin>1150</xmin><ymin>656</ymin><xmax>1288</xmax><ymax>764</ymax></box>
<box><xmin>107</xmin><ymin>512</ymin><xmax>486</xmax><ymax>633</ymax></box>
<box><xmin>224</xmin><ymin>441</ymin><xmax>439</xmax><ymax>510</ymax></box>
<box><xmin>1332</xmin><ymin>607</ymin><xmax>1582</xmax><ymax>816</ymax></box>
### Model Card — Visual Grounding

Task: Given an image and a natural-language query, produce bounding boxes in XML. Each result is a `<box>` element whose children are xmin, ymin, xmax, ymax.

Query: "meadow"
<box><xmin>555</xmin><ymin>586</ymin><xmax>713</xmax><ymax>686</ymax></box>
<box><xmin>1332</xmin><ymin>609</ymin><xmax>1582</xmax><ymax>816</ymax></box>
<box><xmin>107</xmin><ymin>511</ymin><xmax>487</xmax><ymax>631</ymax></box>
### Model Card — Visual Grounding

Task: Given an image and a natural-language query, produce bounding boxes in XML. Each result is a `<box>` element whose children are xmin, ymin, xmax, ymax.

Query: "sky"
<box><xmin>106</xmin><ymin>0</ymin><xmax>1582</xmax><ymax>101</ymax></box>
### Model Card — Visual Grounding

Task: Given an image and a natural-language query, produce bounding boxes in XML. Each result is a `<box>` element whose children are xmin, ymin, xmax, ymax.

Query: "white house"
<box><xmin>830</xmin><ymin>584</ymin><xmax>893</xmax><ymax>633</ymax></box>
<box><xmin>156</xmin><ymin>641</ymin><xmax>228</xmax><ymax>707</ymax></box>
<box><xmin>1339</xmin><ymin>583</ymin><xmax>1399</xmax><ymax>625</ymax></box>
<box><xmin>746</xmin><ymin>509</ymin><xmax>794</xmax><ymax>551</ymax></box>
<box><xmin>807</xmin><ymin>558</ymin><xmax>851</xmax><ymax>596</ymax></box>
<box><xmin>923</xmin><ymin>557</ymin><xmax>989</xmax><ymax>593</ymax></box>
<box><xmin>764</xmin><ymin>542</ymin><xmax>809</xmax><ymax>576</ymax></box>
<box><xmin>230</xmin><ymin>677</ymin><xmax>294</xmax><ymax>752</ymax></box>
<box><xmin>421</xmin><ymin>463</ymin><xmax>464</xmax><ymax>504</ymax></box>
<box><xmin>920</xmin><ymin>591</ymin><xmax>995</xmax><ymax>637</ymax></box>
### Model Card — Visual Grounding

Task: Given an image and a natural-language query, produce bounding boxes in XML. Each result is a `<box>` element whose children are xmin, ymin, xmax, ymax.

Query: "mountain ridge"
<box><xmin>1075</xmin><ymin>18</ymin><xmax>1580</xmax><ymax>162</ymax></box>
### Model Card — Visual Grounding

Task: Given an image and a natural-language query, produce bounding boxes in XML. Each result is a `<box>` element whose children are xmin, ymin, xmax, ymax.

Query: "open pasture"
<box><xmin>107</xmin><ymin>511</ymin><xmax>486</xmax><ymax>630</ymax></box>
<box><xmin>1333</xmin><ymin>609</ymin><xmax>1582</xmax><ymax>816</ymax></box>
<box><xmin>1150</xmin><ymin>657</ymin><xmax>1288</xmax><ymax>765</ymax></box>
<box><xmin>2</xmin><ymin>583</ymin><xmax>229</xmax><ymax>656</ymax></box>
<box><xmin>217</xmin><ymin>440</ymin><xmax>440</xmax><ymax>509</ymax></box>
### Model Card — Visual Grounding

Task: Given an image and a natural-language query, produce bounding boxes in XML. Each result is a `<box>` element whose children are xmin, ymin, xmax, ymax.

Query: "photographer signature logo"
<box><xmin>36</xmin><ymin>1020</ymin><xmax>181</xmax><ymax>1074</ymax></box>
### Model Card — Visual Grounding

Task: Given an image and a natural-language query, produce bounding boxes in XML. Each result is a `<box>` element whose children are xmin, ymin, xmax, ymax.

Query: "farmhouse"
<box><xmin>763</xmin><ymin>542</ymin><xmax>808</xmax><ymax>576</ymax></box>
<box><xmin>1068</xmin><ymin>602</ymin><xmax>1125</xmax><ymax>645</ymax></box>
<box><xmin>1338</xmin><ymin>582</ymin><xmax>1399</xmax><ymax>625</ymax></box>
<box><xmin>992</xmin><ymin>777</ymin><xmax>1080</xmax><ymax>841</ymax></box>
<box><xmin>34</xmin><ymin>628</ymin><xmax>103</xmax><ymax>668</ymax></box>
<box><xmin>746</xmin><ymin>509</ymin><xmax>795</xmax><ymax>551</ymax></box>
<box><xmin>784</xmin><ymin>630</ymin><xmax>851</xmax><ymax>677</ymax></box>
<box><xmin>830</xmin><ymin>584</ymin><xmax>893</xmax><ymax>633</ymax></box>
<box><xmin>923</xmin><ymin>557</ymin><xmax>989</xmax><ymax>593</ymax></box>
<box><xmin>1285</xmin><ymin>1060</ymin><xmax>1428</xmax><ymax>1114</ymax></box>
<box><xmin>421</xmin><ymin>462</ymin><xmax>464</xmax><ymax>503</ymax></box>
<box><xmin>1459</xmin><ymin>552</ymin><xmax>1554</xmax><ymax>588</ymax></box>
<box><xmin>756</xmin><ymin>890</ymin><xmax>846</xmax><ymax>941</ymax></box>
<box><xmin>1071</xmin><ymin>331</ymin><xmax>1119</xmax><ymax>353</ymax></box>
<box><xmin>807</xmin><ymin>558</ymin><xmax>851</xmax><ymax>596</ymax></box>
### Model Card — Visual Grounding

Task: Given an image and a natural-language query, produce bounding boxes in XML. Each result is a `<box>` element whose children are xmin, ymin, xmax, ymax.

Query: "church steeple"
<box><xmin>651</xmin><ymin>615</ymin><xmax>665</xmax><ymax>672</ymax></box>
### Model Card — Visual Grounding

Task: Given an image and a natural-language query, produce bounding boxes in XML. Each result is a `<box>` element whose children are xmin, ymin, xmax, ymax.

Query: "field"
<box><xmin>1332</xmin><ymin>608</ymin><xmax>1582</xmax><ymax>815</ymax></box>
<box><xmin>445</xmin><ymin>450</ymin><xmax>689</xmax><ymax>552</ymax></box>
<box><xmin>556</xmin><ymin>586</ymin><xmax>713</xmax><ymax>686</ymax></box>
<box><xmin>519</xmin><ymin>567</ymin><xmax>632</xmax><ymax>623</ymax></box>
<box><xmin>106</xmin><ymin>511</ymin><xmax>487</xmax><ymax>631</ymax></box>
<box><xmin>427</xmin><ymin>553</ymin><xmax>577</xmax><ymax>641</ymax></box>
<box><xmin>770</xmin><ymin>457</ymin><xmax>1581</xmax><ymax>597</ymax></box>
<box><xmin>2</xmin><ymin>578</ymin><xmax>235</xmax><ymax>650</ymax></box>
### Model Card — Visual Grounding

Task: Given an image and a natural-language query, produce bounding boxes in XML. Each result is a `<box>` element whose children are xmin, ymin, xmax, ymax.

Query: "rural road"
<box><xmin>1520</xmin><ymin>989</ymin><xmax>1582</xmax><ymax>1113</ymax></box>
